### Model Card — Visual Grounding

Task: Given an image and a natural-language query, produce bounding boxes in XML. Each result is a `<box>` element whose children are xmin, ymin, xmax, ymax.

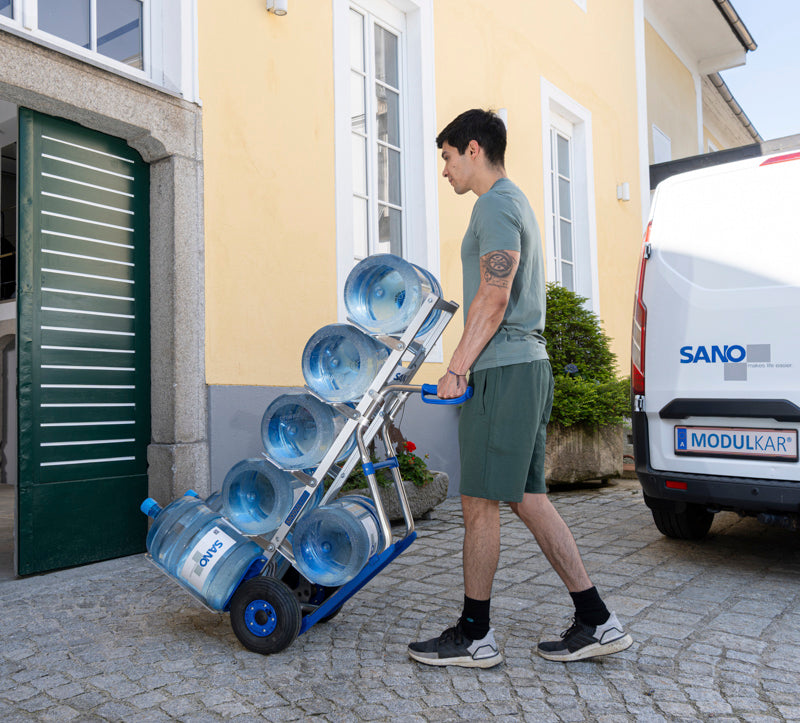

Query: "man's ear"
<box><xmin>467</xmin><ymin>139</ymin><xmax>481</xmax><ymax>159</ymax></box>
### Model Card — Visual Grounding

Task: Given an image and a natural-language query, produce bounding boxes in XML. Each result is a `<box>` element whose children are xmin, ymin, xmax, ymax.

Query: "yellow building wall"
<box><xmin>199</xmin><ymin>0</ymin><xmax>643</xmax><ymax>386</ymax></box>
<box><xmin>645</xmin><ymin>21</ymin><xmax>699</xmax><ymax>161</ymax></box>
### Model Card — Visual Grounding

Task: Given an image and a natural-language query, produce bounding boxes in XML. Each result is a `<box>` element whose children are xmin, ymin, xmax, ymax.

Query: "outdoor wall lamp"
<box><xmin>267</xmin><ymin>0</ymin><xmax>288</xmax><ymax>15</ymax></box>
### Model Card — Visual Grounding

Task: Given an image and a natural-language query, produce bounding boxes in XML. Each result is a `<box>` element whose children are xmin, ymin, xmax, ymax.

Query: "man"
<box><xmin>408</xmin><ymin>109</ymin><xmax>632</xmax><ymax>668</ymax></box>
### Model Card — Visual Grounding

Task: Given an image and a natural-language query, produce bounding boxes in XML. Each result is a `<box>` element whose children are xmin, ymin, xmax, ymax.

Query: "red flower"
<box><xmin>405</xmin><ymin>441</ymin><xmax>417</xmax><ymax>453</ymax></box>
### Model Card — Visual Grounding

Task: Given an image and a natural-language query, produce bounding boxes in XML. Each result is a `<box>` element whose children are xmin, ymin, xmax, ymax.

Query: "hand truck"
<box><xmin>221</xmin><ymin>291</ymin><xmax>470</xmax><ymax>654</ymax></box>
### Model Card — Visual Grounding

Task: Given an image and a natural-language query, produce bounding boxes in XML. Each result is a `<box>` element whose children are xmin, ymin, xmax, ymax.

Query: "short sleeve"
<box><xmin>472</xmin><ymin>191</ymin><xmax>522</xmax><ymax>257</ymax></box>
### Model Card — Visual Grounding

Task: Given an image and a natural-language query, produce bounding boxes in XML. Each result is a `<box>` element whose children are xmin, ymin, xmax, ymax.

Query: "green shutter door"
<box><xmin>17</xmin><ymin>109</ymin><xmax>150</xmax><ymax>576</ymax></box>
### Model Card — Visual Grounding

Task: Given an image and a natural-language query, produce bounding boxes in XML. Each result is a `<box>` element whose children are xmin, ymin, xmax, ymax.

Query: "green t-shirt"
<box><xmin>461</xmin><ymin>177</ymin><xmax>548</xmax><ymax>371</ymax></box>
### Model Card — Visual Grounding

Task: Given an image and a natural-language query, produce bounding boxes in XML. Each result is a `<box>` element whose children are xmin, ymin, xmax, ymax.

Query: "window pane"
<box><xmin>39</xmin><ymin>0</ymin><xmax>90</xmax><ymax>49</ymax></box>
<box><xmin>561</xmin><ymin>262</ymin><xmax>574</xmax><ymax>291</ymax></box>
<box><xmin>350</xmin><ymin>10</ymin><xmax>365</xmax><ymax>72</ymax></box>
<box><xmin>558</xmin><ymin>177</ymin><xmax>571</xmax><ymax>219</ymax></box>
<box><xmin>376</xmin><ymin>86</ymin><xmax>399</xmax><ymax>147</ymax></box>
<box><xmin>350</xmin><ymin>72</ymin><xmax>366</xmax><ymax>133</ymax></box>
<box><xmin>377</xmin><ymin>205</ymin><xmax>402</xmax><ymax>256</ymax></box>
<box><xmin>557</xmin><ymin>134</ymin><xmax>570</xmax><ymax>178</ymax></box>
<box><xmin>559</xmin><ymin>220</ymin><xmax>573</xmax><ymax>262</ymax></box>
<box><xmin>353</xmin><ymin>197</ymin><xmax>368</xmax><ymax>259</ymax></box>
<box><xmin>351</xmin><ymin>134</ymin><xmax>367</xmax><ymax>196</ymax></box>
<box><xmin>377</xmin><ymin>146</ymin><xmax>401</xmax><ymax>205</ymax></box>
<box><xmin>0</xmin><ymin>0</ymin><xmax>11</xmax><ymax>18</ymax></box>
<box><xmin>97</xmin><ymin>0</ymin><xmax>143</xmax><ymax>69</ymax></box>
<box><xmin>374</xmin><ymin>26</ymin><xmax>398</xmax><ymax>87</ymax></box>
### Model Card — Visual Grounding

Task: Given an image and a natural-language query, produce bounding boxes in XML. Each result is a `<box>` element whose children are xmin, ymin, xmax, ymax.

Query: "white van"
<box><xmin>631</xmin><ymin>149</ymin><xmax>800</xmax><ymax>539</ymax></box>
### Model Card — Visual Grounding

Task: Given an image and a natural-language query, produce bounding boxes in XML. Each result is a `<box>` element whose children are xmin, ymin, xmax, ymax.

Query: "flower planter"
<box><xmin>545</xmin><ymin>423</ymin><xmax>623</xmax><ymax>485</ymax></box>
<box><xmin>342</xmin><ymin>471</ymin><xmax>449</xmax><ymax>522</ymax></box>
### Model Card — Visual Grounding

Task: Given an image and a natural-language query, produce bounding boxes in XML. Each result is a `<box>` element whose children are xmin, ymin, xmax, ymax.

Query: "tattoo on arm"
<box><xmin>481</xmin><ymin>251</ymin><xmax>516</xmax><ymax>288</ymax></box>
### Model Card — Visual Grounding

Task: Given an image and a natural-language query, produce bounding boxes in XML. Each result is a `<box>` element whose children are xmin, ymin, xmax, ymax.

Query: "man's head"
<box><xmin>436</xmin><ymin>109</ymin><xmax>507</xmax><ymax>167</ymax></box>
<box><xmin>436</xmin><ymin>109</ymin><xmax>507</xmax><ymax>195</ymax></box>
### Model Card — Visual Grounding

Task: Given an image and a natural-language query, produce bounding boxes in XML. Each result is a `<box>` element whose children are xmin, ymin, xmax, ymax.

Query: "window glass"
<box><xmin>374</xmin><ymin>26</ymin><xmax>398</xmax><ymax>87</ymax></box>
<box><xmin>559</xmin><ymin>220</ymin><xmax>572</xmax><ymax>262</ymax></box>
<box><xmin>377</xmin><ymin>145</ymin><xmax>401</xmax><ymax>205</ymax></box>
<box><xmin>0</xmin><ymin>0</ymin><xmax>12</xmax><ymax>18</ymax></box>
<box><xmin>351</xmin><ymin>134</ymin><xmax>368</xmax><ymax>196</ymax></box>
<box><xmin>350</xmin><ymin>72</ymin><xmax>366</xmax><ymax>133</ymax></box>
<box><xmin>561</xmin><ymin>261</ymin><xmax>574</xmax><ymax>290</ymax></box>
<box><xmin>350</xmin><ymin>10</ymin><xmax>365</xmax><ymax>72</ymax></box>
<box><xmin>376</xmin><ymin>86</ymin><xmax>399</xmax><ymax>147</ymax></box>
<box><xmin>353</xmin><ymin>197</ymin><xmax>368</xmax><ymax>259</ymax></box>
<box><xmin>557</xmin><ymin>134</ymin><xmax>570</xmax><ymax>177</ymax></box>
<box><xmin>39</xmin><ymin>0</ymin><xmax>90</xmax><ymax>49</ymax></box>
<box><xmin>558</xmin><ymin>177</ymin><xmax>571</xmax><ymax>218</ymax></box>
<box><xmin>97</xmin><ymin>0</ymin><xmax>143</xmax><ymax>70</ymax></box>
<box><xmin>378</xmin><ymin>206</ymin><xmax>401</xmax><ymax>256</ymax></box>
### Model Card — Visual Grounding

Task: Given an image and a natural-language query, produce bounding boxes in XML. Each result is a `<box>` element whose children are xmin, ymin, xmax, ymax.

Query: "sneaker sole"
<box><xmin>408</xmin><ymin>649</ymin><xmax>503</xmax><ymax>668</ymax></box>
<box><xmin>537</xmin><ymin>633</ymin><xmax>633</xmax><ymax>662</ymax></box>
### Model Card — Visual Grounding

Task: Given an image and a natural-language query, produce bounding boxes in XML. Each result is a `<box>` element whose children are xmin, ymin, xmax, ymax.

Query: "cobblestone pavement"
<box><xmin>2</xmin><ymin>479</ymin><xmax>799</xmax><ymax>722</ymax></box>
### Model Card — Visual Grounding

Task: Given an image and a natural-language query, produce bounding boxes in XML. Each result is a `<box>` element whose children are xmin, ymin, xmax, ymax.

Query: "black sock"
<box><xmin>570</xmin><ymin>587</ymin><xmax>610</xmax><ymax>627</ymax></box>
<box><xmin>460</xmin><ymin>595</ymin><xmax>491</xmax><ymax>640</ymax></box>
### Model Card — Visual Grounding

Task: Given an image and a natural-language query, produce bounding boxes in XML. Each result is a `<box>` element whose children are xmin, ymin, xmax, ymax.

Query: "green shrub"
<box><xmin>544</xmin><ymin>283</ymin><xmax>629</xmax><ymax>428</ymax></box>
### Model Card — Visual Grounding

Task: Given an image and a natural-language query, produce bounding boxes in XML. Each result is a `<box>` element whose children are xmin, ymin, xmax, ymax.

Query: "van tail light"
<box><xmin>761</xmin><ymin>151</ymin><xmax>800</xmax><ymax>166</ymax></box>
<box><xmin>631</xmin><ymin>223</ymin><xmax>651</xmax><ymax>396</ymax></box>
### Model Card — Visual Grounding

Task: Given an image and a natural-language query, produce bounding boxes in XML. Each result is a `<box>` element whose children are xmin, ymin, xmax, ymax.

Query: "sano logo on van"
<box><xmin>679</xmin><ymin>345</ymin><xmax>749</xmax><ymax>363</ymax></box>
<box><xmin>678</xmin><ymin>344</ymin><xmax>784</xmax><ymax>382</ymax></box>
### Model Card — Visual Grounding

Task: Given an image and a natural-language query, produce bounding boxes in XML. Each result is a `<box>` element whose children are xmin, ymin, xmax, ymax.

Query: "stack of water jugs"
<box><xmin>141</xmin><ymin>254</ymin><xmax>441</xmax><ymax>611</ymax></box>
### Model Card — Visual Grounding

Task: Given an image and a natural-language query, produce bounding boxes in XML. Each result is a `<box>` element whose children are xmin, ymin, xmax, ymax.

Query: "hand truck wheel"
<box><xmin>228</xmin><ymin>577</ymin><xmax>301</xmax><ymax>655</ymax></box>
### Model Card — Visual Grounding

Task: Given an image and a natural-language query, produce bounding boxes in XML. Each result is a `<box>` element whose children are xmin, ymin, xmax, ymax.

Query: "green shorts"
<box><xmin>458</xmin><ymin>360</ymin><xmax>554</xmax><ymax>502</ymax></box>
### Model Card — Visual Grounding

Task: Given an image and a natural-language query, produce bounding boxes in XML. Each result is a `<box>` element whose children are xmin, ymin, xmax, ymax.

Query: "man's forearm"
<box><xmin>448</xmin><ymin>292</ymin><xmax>508</xmax><ymax>374</ymax></box>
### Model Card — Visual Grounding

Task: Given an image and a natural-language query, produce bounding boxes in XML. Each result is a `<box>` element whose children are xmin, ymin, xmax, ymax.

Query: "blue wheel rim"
<box><xmin>244</xmin><ymin>599</ymin><xmax>278</xmax><ymax>637</ymax></box>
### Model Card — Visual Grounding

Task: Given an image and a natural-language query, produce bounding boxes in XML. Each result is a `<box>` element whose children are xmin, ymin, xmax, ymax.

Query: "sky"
<box><xmin>720</xmin><ymin>0</ymin><xmax>800</xmax><ymax>141</ymax></box>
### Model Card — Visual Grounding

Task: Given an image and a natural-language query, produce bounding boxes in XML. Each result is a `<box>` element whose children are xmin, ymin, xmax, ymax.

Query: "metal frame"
<box><xmin>255</xmin><ymin>291</ymin><xmax>459</xmax><ymax>571</ymax></box>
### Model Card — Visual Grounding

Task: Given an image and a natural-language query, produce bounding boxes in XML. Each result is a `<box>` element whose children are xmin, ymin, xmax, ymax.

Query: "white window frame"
<box><xmin>549</xmin><ymin>118</ymin><xmax>577</xmax><ymax>293</ymax></box>
<box><xmin>0</xmin><ymin>0</ymin><xmax>198</xmax><ymax>101</ymax></box>
<box><xmin>333</xmin><ymin>0</ymin><xmax>439</xmax><ymax>324</ymax></box>
<box><xmin>541</xmin><ymin>78</ymin><xmax>599</xmax><ymax>313</ymax></box>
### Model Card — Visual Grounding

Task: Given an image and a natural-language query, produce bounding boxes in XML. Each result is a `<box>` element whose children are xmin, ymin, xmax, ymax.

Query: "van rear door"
<box><xmin>643</xmin><ymin>153</ymin><xmax>800</xmax><ymax>483</ymax></box>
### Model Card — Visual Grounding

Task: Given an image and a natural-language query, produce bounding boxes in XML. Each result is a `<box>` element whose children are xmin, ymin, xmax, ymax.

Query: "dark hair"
<box><xmin>436</xmin><ymin>109</ymin><xmax>506</xmax><ymax>167</ymax></box>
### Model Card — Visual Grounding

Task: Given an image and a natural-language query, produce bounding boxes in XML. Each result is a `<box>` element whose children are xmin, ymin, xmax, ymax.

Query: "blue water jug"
<box><xmin>344</xmin><ymin>254</ymin><xmax>442</xmax><ymax>336</ymax></box>
<box><xmin>222</xmin><ymin>458</ymin><xmax>305</xmax><ymax>536</ymax></box>
<box><xmin>141</xmin><ymin>491</ymin><xmax>263</xmax><ymax>611</ymax></box>
<box><xmin>291</xmin><ymin>495</ymin><xmax>386</xmax><ymax>586</ymax></box>
<box><xmin>302</xmin><ymin>323</ymin><xmax>389</xmax><ymax>403</ymax></box>
<box><xmin>262</xmin><ymin>393</ymin><xmax>356</xmax><ymax>469</ymax></box>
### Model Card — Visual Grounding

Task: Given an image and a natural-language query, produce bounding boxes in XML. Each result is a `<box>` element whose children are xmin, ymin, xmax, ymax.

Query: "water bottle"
<box><xmin>302</xmin><ymin>323</ymin><xmax>389</xmax><ymax>403</ymax></box>
<box><xmin>141</xmin><ymin>491</ymin><xmax>264</xmax><ymax>611</ymax></box>
<box><xmin>222</xmin><ymin>458</ymin><xmax>306</xmax><ymax>536</ymax></box>
<box><xmin>262</xmin><ymin>393</ymin><xmax>356</xmax><ymax>469</ymax></box>
<box><xmin>344</xmin><ymin>254</ymin><xmax>442</xmax><ymax>336</ymax></box>
<box><xmin>291</xmin><ymin>495</ymin><xmax>386</xmax><ymax>586</ymax></box>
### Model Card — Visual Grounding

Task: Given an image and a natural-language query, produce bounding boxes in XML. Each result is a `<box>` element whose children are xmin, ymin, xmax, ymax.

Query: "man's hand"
<box><xmin>436</xmin><ymin>370</ymin><xmax>468</xmax><ymax>399</ymax></box>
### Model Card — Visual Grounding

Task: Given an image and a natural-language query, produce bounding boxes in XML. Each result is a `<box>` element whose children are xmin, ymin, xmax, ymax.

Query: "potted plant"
<box><xmin>543</xmin><ymin>283</ymin><xmax>630</xmax><ymax>485</ymax></box>
<box><xmin>331</xmin><ymin>425</ymin><xmax>449</xmax><ymax>521</ymax></box>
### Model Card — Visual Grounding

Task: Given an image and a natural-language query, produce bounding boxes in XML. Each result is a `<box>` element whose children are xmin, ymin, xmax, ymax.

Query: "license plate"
<box><xmin>674</xmin><ymin>426</ymin><xmax>798</xmax><ymax>461</ymax></box>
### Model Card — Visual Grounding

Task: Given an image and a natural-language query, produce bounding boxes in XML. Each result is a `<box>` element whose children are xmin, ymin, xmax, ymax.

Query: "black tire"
<box><xmin>651</xmin><ymin>504</ymin><xmax>714</xmax><ymax>540</ymax></box>
<box><xmin>229</xmin><ymin>577</ymin><xmax>301</xmax><ymax>655</ymax></box>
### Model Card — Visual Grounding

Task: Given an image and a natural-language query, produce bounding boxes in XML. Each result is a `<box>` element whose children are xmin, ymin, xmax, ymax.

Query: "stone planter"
<box><xmin>342</xmin><ymin>471</ymin><xmax>449</xmax><ymax>522</ymax></box>
<box><xmin>545</xmin><ymin>423</ymin><xmax>623</xmax><ymax>485</ymax></box>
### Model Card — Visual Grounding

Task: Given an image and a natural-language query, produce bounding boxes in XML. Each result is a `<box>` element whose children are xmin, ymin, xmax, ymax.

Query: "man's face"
<box><xmin>440</xmin><ymin>141</ymin><xmax>474</xmax><ymax>195</ymax></box>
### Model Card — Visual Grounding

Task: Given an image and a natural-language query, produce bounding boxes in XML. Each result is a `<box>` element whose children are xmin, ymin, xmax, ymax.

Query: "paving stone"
<box><xmin>1</xmin><ymin>484</ymin><xmax>798</xmax><ymax>721</ymax></box>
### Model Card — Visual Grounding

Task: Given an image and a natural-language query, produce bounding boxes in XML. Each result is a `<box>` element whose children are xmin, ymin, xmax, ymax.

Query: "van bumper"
<box><xmin>632</xmin><ymin>412</ymin><xmax>800</xmax><ymax>515</ymax></box>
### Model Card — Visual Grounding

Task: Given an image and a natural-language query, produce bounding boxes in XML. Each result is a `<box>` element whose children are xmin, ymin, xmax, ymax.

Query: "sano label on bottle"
<box><xmin>180</xmin><ymin>527</ymin><xmax>237</xmax><ymax>593</ymax></box>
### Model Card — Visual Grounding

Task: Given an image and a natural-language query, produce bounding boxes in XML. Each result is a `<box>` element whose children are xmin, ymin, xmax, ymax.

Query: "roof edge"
<box><xmin>713</xmin><ymin>0</ymin><xmax>757</xmax><ymax>52</ymax></box>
